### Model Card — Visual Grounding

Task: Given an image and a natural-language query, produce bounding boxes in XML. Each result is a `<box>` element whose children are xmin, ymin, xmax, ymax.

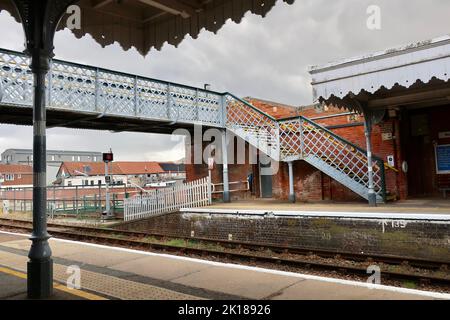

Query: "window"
<box><xmin>5</xmin><ymin>174</ymin><xmax>14</xmax><ymax>181</ymax></box>
<box><xmin>51</xmin><ymin>155</ymin><xmax>55</xmax><ymax>161</ymax></box>
<box><xmin>67</xmin><ymin>181</ymin><xmax>72</xmax><ymax>187</ymax></box>
<box><xmin>77</xmin><ymin>156</ymin><xmax>81</xmax><ymax>161</ymax></box>
<box><xmin>93</xmin><ymin>156</ymin><xmax>97</xmax><ymax>162</ymax></box>
<box><xmin>17</xmin><ymin>174</ymin><xmax>21</xmax><ymax>179</ymax></box>
<box><xmin>90</xmin><ymin>180</ymin><xmax>94</xmax><ymax>186</ymax></box>
<box><xmin>72</xmin><ymin>156</ymin><xmax>75</xmax><ymax>161</ymax></box>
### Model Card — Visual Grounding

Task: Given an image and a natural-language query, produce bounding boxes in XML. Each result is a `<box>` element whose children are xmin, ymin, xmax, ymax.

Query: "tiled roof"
<box><xmin>116</xmin><ymin>162</ymin><xmax>164</xmax><ymax>175</ymax></box>
<box><xmin>245</xmin><ymin>97</ymin><xmax>300</xmax><ymax>119</ymax></box>
<box><xmin>59</xmin><ymin>162</ymin><xmax>164</xmax><ymax>177</ymax></box>
<box><xmin>0</xmin><ymin>164</ymin><xmax>32</xmax><ymax>174</ymax></box>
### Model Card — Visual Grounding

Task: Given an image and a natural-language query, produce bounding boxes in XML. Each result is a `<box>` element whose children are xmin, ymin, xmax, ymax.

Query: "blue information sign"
<box><xmin>435</xmin><ymin>144</ymin><xmax>450</xmax><ymax>174</ymax></box>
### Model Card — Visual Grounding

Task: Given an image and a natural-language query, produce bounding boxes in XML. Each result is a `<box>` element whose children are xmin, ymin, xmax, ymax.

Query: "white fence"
<box><xmin>124</xmin><ymin>177</ymin><xmax>212</xmax><ymax>221</ymax></box>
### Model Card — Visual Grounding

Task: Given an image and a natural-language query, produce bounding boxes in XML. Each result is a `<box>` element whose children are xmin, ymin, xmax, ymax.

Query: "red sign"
<box><xmin>103</xmin><ymin>152</ymin><xmax>114</xmax><ymax>162</ymax></box>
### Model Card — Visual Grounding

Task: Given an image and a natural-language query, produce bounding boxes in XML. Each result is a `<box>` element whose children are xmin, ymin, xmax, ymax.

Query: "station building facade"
<box><xmin>185</xmin><ymin>98</ymin><xmax>408</xmax><ymax>202</ymax></box>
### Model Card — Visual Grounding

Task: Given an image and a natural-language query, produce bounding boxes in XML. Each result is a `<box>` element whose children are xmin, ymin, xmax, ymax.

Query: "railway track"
<box><xmin>0</xmin><ymin>217</ymin><xmax>449</xmax><ymax>289</ymax></box>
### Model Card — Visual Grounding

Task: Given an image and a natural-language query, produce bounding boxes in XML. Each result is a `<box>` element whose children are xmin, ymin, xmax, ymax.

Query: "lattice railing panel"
<box><xmin>50</xmin><ymin>62</ymin><xmax>97</xmax><ymax>112</ymax></box>
<box><xmin>197</xmin><ymin>90</ymin><xmax>222</xmax><ymax>125</ymax></box>
<box><xmin>225</xmin><ymin>94</ymin><xmax>279</xmax><ymax>159</ymax></box>
<box><xmin>0</xmin><ymin>52</ymin><xmax>32</xmax><ymax>106</ymax></box>
<box><xmin>279</xmin><ymin>118</ymin><xmax>303</xmax><ymax>158</ymax></box>
<box><xmin>300</xmin><ymin>119</ymin><xmax>383</xmax><ymax>195</ymax></box>
<box><xmin>137</xmin><ymin>79</ymin><xmax>169</xmax><ymax>119</ymax></box>
<box><xmin>0</xmin><ymin>49</ymin><xmax>223</xmax><ymax>128</ymax></box>
<box><xmin>98</xmin><ymin>71</ymin><xmax>136</xmax><ymax>116</ymax></box>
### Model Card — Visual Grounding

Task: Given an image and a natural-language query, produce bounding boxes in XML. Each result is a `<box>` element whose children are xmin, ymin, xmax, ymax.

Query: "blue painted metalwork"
<box><xmin>0</xmin><ymin>48</ymin><xmax>386</xmax><ymax>203</ymax></box>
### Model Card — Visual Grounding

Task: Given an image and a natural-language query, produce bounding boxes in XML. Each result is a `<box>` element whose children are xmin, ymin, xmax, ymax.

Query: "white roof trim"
<box><xmin>309</xmin><ymin>35</ymin><xmax>450</xmax><ymax>101</ymax></box>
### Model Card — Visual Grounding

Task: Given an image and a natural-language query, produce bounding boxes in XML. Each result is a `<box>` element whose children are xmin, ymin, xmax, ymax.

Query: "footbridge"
<box><xmin>0</xmin><ymin>48</ymin><xmax>386</xmax><ymax>204</ymax></box>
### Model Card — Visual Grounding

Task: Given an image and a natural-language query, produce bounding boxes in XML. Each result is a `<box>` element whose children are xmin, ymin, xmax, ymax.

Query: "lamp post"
<box><xmin>10</xmin><ymin>0</ymin><xmax>77</xmax><ymax>299</ymax></box>
<box><xmin>102</xmin><ymin>150</ymin><xmax>114</xmax><ymax>219</ymax></box>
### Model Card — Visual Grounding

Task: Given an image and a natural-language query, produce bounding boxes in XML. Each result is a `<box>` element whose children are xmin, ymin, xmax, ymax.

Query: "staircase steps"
<box><xmin>225</xmin><ymin>95</ymin><xmax>388</xmax><ymax>203</ymax></box>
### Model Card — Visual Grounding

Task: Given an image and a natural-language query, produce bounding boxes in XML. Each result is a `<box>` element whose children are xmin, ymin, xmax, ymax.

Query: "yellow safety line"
<box><xmin>0</xmin><ymin>266</ymin><xmax>107</xmax><ymax>300</ymax></box>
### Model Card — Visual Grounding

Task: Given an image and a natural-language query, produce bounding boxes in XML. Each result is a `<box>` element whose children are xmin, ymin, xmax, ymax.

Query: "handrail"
<box><xmin>0</xmin><ymin>47</ymin><xmax>224</xmax><ymax>97</ymax></box>
<box><xmin>224</xmin><ymin>92</ymin><xmax>278</xmax><ymax>122</ymax></box>
<box><xmin>280</xmin><ymin>115</ymin><xmax>384</xmax><ymax>163</ymax></box>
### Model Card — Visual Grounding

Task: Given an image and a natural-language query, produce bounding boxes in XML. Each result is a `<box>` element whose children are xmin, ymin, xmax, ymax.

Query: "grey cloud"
<box><xmin>1</xmin><ymin>0</ymin><xmax>450</xmax><ymax>160</ymax></box>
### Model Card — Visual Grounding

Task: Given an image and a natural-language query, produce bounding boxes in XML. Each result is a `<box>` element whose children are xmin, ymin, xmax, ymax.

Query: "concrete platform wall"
<box><xmin>115</xmin><ymin>212</ymin><xmax>450</xmax><ymax>262</ymax></box>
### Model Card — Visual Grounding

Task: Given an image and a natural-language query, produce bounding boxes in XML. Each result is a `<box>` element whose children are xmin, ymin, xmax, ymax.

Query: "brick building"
<box><xmin>57</xmin><ymin>161</ymin><xmax>164</xmax><ymax>187</ymax></box>
<box><xmin>185</xmin><ymin>98</ymin><xmax>401</xmax><ymax>202</ymax></box>
<box><xmin>186</xmin><ymin>36</ymin><xmax>450</xmax><ymax>204</ymax></box>
<box><xmin>0</xmin><ymin>164</ymin><xmax>33</xmax><ymax>189</ymax></box>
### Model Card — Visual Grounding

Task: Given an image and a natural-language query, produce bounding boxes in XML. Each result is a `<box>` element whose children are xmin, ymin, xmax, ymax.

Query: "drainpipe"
<box><xmin>288</xmin><ymin>161</ymin><xmax>295</xmax><ymax>203</ymax></box>
<box><xmin>221</xmin><ymin>130</ymin><xmax>230</xmax><ymax>203</ymax></box>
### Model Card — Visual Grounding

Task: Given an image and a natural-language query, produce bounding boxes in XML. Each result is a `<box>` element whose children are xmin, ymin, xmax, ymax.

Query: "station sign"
<box><xmin>435</xmin><ymin>144</ymin><xmax>450</xmax><ymax>174</ymax></box>
<box><xmin>438</xmin><ymin>131</ymin><xmax>450</xmax><ymax>139</ymax></box>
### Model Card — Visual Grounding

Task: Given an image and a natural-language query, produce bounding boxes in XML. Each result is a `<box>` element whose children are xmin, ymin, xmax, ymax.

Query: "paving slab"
<box><xmin>0</xmin><ymin>233</ymin><xmax>22</xmax><ymax>243</ymax></box>
<box><xmin>173</xmin><ymin>266</ymin><xmax>303</xmax><ymax>299</ymax></box>
<box><xmin>0</xmin><ymin>250</ymin><xmax>198</xmax><ymax>300</ymax></box>
<box><xmin>111</xmin><ymin>255</ymin><xmax>213</xmax><ymax>281</ymax></box>
<box><xmin>0</xmin><ymin>272</ymin><xmax>27</xmax><ymax>298</ymax></box>
<box><xmin>0</xmin><ymin>239</ymin><xmax>29</xmax><ymax>251</ymax></box>
<box><xmin>56</xmin><ymin>245</ymin><xmax>144</xmax><ymax>267</ymax></box>
<box><xmin>0</xmin><ymin>251</ymin><xmax>27</xmax><ymax>266</ymax></box>
<box><xmin>270</xmin><ymin>279</ymin><xmax>433</xmax><ymax>300</ymax></box>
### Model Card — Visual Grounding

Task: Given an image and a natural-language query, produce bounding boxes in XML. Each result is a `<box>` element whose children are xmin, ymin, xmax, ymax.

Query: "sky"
<box><xmin>1</xmin><ymin>0</ymin><xmax>450</xmax><ymax>161</ymax></box>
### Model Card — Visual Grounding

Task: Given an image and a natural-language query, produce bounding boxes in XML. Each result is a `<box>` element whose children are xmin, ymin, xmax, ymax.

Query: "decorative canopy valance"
<box><xmin>309</xmin><ymin>35</ymin><xmax>450</xmax><ymax>112</ymax></box>
<box><xmin>0</xmin><ymin>0</ymin><xmax>295</xmax><ymax>56</ymax></box>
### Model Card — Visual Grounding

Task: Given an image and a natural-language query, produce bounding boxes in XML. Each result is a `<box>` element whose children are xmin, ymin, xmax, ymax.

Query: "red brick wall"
<box><xmin>185</xmin><ymin>134</ymin><xmax>256</xmax><ymax>200</ymax></box>
<box><xmin>185</xmin><ymin>105</ymin><xmax>405</xmax><ymax>202</ymax></box>
<box><xmin>117</xmin><ymin>212</ymin><xmax>450</xmax><ymax>261</ymax></box>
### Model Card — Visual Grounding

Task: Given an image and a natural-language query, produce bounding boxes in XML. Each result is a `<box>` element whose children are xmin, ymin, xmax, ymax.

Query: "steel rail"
<box><xmin>0</xmin><ymin>217</ymin><xmax>448</xmax><ymax>288</ymax></box>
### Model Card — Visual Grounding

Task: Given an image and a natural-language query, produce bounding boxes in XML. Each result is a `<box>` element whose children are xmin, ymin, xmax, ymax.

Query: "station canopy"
<box><xmin>0</xmin><ymin>0</ymin><xmax>295</xmax><ymax>56</ymax></box>
<box><xmin>308</xmin><ymin>35</ymin><xmax>450</xmax><ymax>113</ymax></box>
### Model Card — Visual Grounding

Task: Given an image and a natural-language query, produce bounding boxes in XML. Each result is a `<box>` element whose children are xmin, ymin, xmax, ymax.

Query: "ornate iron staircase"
<box><xmin>224</xmin><ymin>95</ymin><xmax>387</xmax><ymax>203</ymax></box>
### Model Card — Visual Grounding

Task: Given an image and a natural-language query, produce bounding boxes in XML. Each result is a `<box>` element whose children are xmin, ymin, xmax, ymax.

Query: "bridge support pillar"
<box><xmin>221</xmin><ymin>130</ymin><xmax>230</xmax><ymax>203</ymax></box>
<box><xmin>288</xmin><ymin>161</ymin><xmax>296</xmax><ymax>203</ymax></box>
<box><xmin>363</xmin><ymin>113</ymin><xmax>377</xmax><ymax>207</ymax></box>
<box><xmin>12</xmin><ymin>0</ymin><xmax>75</xmax><ymax>299</ymax></box>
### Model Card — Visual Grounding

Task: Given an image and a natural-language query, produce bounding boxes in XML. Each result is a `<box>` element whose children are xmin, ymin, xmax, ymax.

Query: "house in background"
<box><xmin>56</xmin><ymin>162</ymin><xmax>166</xmax><ymax>187</ymax></box>
<box><xmin>1</xmin><ymin>149</ymin><xmax>102</xmax><ymax>185</ymax></box>
<box><xmin>0</xmin><ymin>164</ymin><xmax>33</xmax><ymax>189</ymax></box>
<box><xmin>1</xmin><ymin>149</ymin><xmax>103</xmax><ymax>166</ymax></box>
<box><xmin>158</xmin><ymin>162</ymin><xmax>186</xmax><ymax>181</ymax></box>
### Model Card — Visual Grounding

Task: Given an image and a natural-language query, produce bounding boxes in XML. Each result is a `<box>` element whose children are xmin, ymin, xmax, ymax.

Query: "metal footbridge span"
<box><xmin>0</xmin><ymin>48</ymin><xmax>386</xmax><ymax>203</ymax></box>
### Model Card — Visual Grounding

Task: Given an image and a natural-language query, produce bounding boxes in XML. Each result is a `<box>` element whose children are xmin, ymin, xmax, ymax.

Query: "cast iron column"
<box><xmin>221</xmin><ymin>130</ymin><xmax>230</xmax><ymax>203</ymax></box>
<box><xmin>364</xmin><ymin>114</ymin><xmax>377</xmax><ymax>207</ymax></box>
<box><xmin>287</xmin><ymin>161</ymin><xmax>296</xmax><ymax>203</ymax></box>
<box><xmin>27</xmin><ymin>46</ymin><xmax>53</xmax><ymax>298</ymax></box>
<box><xmin>12</xmin><ymin>0</ymin><xmax>76</xmax><ymax>299</ymax></box>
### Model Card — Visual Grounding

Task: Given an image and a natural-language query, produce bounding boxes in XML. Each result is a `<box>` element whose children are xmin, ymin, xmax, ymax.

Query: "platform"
<box><xmin>0</xmin><ymin>231</ymin><xmax>448</xmax><ymax>300</ymax></box>
<box><xmin>205</xmin><ymin>199</ymin><xmax>450</xmax><ymax>215</ymax></box>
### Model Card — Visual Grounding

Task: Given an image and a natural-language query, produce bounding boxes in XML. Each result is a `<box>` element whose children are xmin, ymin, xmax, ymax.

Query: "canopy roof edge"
<box><xmin>0</xmin><ymin>0</ymin><xmax>296</xmax><ymax>56</ymax></box>
<box><xmin>309</xmin><ymin>34</ymin><xmax>450</xmax><ymax>110</ymax></box>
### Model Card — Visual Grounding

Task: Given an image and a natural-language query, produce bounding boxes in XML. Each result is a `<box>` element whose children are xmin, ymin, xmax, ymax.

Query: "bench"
<box><xmin>440</xmin><ymin>188</ymin><xmax>450</xmax><ymax>198</ymax></box>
